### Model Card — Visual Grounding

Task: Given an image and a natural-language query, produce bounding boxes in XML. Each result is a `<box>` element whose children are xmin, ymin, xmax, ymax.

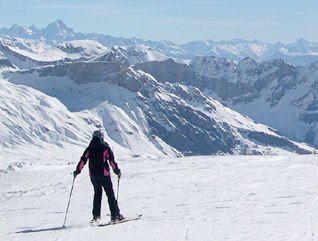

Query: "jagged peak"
<box><xmin>46</xmin><ymin>20</ymin><xmax>68</xmax><ymax>29</ymax></box>
<box><xmin>191</xmin><ymin>55</ymin><xmax>234</xmax><ymax>66</ymax></box>
<box><xmin>44</xmin><ymin>20</ymin><xmax>75</xmax><ymax>36</ymax></box>
<box><xmin>295</xmin><ymin>38</ymin><xmax>309</xmax><ymax>45</ymax></box>
<box><xmin>238</xmin><ymin>57</ymin><xmax>258</xmax><ymax>68</ymax></box>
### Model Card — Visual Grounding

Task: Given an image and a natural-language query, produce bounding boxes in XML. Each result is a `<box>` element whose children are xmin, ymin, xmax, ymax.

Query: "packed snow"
<box><xmin>2</xmin><ymin>145</ymin><xmax>318</xmax><ymax>241</ymax></box>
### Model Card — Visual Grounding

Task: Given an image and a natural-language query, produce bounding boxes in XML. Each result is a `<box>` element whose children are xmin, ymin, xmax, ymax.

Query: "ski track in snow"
<box><xmin>2</xmin><ymin>151</ymin><xmax>318</xmax><ymax>241</ymax></box>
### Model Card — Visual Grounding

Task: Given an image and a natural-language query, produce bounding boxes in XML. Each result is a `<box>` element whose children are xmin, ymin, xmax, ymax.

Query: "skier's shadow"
<box><xmin>16</xmin><ymin>226</ymin><xmax>66</xmax><ymax>233</ymax></box>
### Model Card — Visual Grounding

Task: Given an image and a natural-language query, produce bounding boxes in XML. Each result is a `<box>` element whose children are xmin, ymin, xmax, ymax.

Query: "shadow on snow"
<box><xmin>16</xmin><ymin>226</ymin><xmax>66</xmax><ymax>234</ymax></box>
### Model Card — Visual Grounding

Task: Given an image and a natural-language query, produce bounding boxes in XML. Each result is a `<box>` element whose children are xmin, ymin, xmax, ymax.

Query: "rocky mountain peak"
<box><xmin>43</xmin><ymin>20</ymin><xmax>75</xmax><ymax>40</ymax></box>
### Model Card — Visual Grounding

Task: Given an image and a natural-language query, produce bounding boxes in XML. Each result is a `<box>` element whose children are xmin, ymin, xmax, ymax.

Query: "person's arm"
<box><xmin>74</xmin><ymin>148</ymin><xmax>89</xmax><ymax>177</ymax></box>
<box><xmin>105</xmin><ymin>146</ymin><xmax>121</xmax><ymax>177</ymax></box>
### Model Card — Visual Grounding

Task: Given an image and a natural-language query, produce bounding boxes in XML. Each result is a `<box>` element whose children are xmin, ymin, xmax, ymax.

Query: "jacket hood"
<box><xmin>89</xmin><ymin>136</ymin><xmax>103</xmax><ymax>148</ymax></box>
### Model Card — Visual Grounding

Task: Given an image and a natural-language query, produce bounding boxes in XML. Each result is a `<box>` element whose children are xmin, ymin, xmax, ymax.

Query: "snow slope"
<box><xmin>0</xmin><ymin>74</ymin><xmax>176</xmax><ymax>159</ymax></box>
<box><xmin>2</xmin><ymin>148</ymin><xmax>318</xmax><ymax>241</ymax></box>
<box><xmin>0</xmin><ymin>36</ymin><xmax>109</xmax><ymax>69</ymax></box>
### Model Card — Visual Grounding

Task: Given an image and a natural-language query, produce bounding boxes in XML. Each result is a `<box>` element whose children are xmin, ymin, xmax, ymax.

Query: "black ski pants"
<box><xmin>90</xmin><ymin>175</ymin><xmax>120</xmax><ymax>218</ymax></box>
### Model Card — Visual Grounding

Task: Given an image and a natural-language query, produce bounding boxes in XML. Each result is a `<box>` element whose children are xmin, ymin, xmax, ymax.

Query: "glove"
<box><xmin>73</xmin><ymin>169</ymin><xmax>80</xmax><ymax>178</ymax></box>
<box><xmin>116</xmin><ymin>168</ymin><xmax>121</xmax><ymax>179</ymax></box>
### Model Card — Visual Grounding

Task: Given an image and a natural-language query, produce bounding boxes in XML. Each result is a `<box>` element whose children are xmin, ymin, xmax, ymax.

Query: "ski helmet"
<box><xmin>92</xmin><ymin>130</ymin><xmax>104</xmax><ymax>139</ymax></box>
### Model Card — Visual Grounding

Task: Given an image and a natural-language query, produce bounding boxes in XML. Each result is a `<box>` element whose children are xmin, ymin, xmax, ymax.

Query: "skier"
<box><xmin>73</xmin><ymin>130</ymin><xmax>124</xmax><ymax>223</ymax></box>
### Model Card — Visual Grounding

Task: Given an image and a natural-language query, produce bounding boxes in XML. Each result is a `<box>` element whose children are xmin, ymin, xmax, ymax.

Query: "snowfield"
<box><xmin>2</xmin><ymin>146</ymin><xmax>318</xmax><ymax>241</ymax></box>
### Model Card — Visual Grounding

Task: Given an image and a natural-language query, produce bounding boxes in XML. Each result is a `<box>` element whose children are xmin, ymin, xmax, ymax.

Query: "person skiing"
<box><xmin>73</xmin><ymin>130</ymin><xmax>124</xmax><ymax>223</ymax></box>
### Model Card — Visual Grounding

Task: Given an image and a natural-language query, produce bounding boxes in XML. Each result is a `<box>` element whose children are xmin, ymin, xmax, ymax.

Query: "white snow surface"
<box><xmin>0</xmin><ymin>36</ymin><xmax>66</xmax><ymax>61</ymax></box>
<box><xmin>2</xmin><ymin>146</ymin><xmax>318</xmax><ymax>241</ymax></box>
<box><xmin>112</xmin><ymin>45</ymin><xmax>171</xmax><ymax>65</ymax></box>
<box><xmin>0</xmin><ymin>73</ymin><xmax>178</xmax><ymax>158</ymax></box>
<box><xmin>0</xmin><ymin>36</ymin><xmax>109</xmax><ymax>63</ymax></box>
<box><xmin>56</xmin><ymin>40</ymin><xmax>109</xmax><ymax>59</ymax></box>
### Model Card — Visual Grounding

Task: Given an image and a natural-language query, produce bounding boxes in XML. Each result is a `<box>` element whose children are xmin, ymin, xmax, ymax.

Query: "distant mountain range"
<box><xmin>1</xmin><ymin>20</ymin><xmax>318</xmax><ymax>66</ymax></box>
<box><xmin>3</xmin><ymin>57</ymin><xmax>313</xmax><ymax>156</ymax></box>
<box><xmin>0</xmin><ymin>20</ymin><xmax>317</xmax><ymax>156</ymax></box>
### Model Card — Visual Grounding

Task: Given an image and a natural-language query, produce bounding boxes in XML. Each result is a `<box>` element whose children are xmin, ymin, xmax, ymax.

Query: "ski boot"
<box><xmin>90</xmin><ymin>215</ymin><xmax>101</xmax><ymax>224</ymax></box>
<box><xmin>111</xmin><ymin>213</ymin><xmax>125</xmax><ymax>223</ymax></box>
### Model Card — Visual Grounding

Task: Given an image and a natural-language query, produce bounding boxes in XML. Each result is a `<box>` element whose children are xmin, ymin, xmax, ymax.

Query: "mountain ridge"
<box><xmin>0</xmin><ymin>20</ymin><xmax>317</xmax><ymax>156</ymax></box>
<box><xmin>1</xmin><ymin>20</ymin><xmax>318</xmax><ymax>65</ymax></box>
<box><xmin>2</xmin><ymin>57</ymin><xmax>315</xmax><ymax>155</ymax></box>
<box><xmin>136</xmin><ymin>57</ymin><xmax>318</xmax><ymax>147</ymax></box>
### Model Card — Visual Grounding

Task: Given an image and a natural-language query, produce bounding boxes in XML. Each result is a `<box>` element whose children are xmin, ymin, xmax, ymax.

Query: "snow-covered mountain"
<box><xmin>92</xmin><ymin>45</ymin><xmax>174</xmax><ymax>66</ymax></box>
<box><xmin>0</xmin><ymin>35</ymin><xmax>110</xmax><ymax>69</ymax></box>
<box><xmin>1</xmin><ymin>53</ymin><xmax>314</xmax><ymax>156</ymax></box>
<box><xmin>0</xmin><ymin>35</ymin><xmax>180</xmax><ymax>70</ymax></box>
<box><xmin>182</xmin><ymin>39</ymin><xmax>318</xmax><ymax>66</ymax></box>
<box><xmin>1</xmin><ymin>20</ymin><xmax>317</xmax><ymax>156</ymax></box>
<box><xmin>0</xmin><ymin>74</ymin><xmax>177</xmax><ymax>159</ymax></box>
<box><xmin>181</xmin><ymin>39</ymin><xmax>271</xmax><ymax>61</ymax></box>
<box><xmin>0</xmin><ymin>20</ymin><xmax>76</xmax><ymax>42</ymax></box>
<box><xmin>136</xmin><ymin>57</ymin><xmax>318</xmax><ymax>147</ymax></box>
<box><xmin>1</xmin><ymin>20</ymin><xmax>318</xmax><ymax>65</ymax></box>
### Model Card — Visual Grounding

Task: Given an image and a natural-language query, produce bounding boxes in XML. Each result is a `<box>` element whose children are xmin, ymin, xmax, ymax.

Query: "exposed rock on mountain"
<box><xmin>4</xmin><ymin>56</ymin><xmax>314</xmax><ymax>155</ymax></box>
<box><xmin>136</xmin><ymin>57</ymin><xmax>318</xmax><ymax>146</ymax></box>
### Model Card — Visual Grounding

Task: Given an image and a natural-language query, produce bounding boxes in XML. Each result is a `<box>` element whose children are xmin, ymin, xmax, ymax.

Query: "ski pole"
<box><xmin>63</xmin><ymin>176</ymin><xmax>76</xmax><ymax>227</ymax></box>
<box><xmin>116</xmin><ymin>176</ymin><xmax>120</xmax><ymax>202</ymax></box>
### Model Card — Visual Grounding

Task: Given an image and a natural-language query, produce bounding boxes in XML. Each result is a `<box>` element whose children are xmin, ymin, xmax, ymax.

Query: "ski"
<box><xmin>98</xmin><ymin>214</ymin><xmax>142</xmax><ymax>227</ymax></box>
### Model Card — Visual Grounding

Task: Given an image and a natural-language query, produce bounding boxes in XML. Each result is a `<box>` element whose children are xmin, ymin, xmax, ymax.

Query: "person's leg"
<box><xmin>101</xmin><ymin>176</ymin><xmax>120</xmax><ymax>218</ymax></box>
<box><xmin>90</xmin><ymin>176</ymin><xmax>103</xmax><ymax>218</ymax></box>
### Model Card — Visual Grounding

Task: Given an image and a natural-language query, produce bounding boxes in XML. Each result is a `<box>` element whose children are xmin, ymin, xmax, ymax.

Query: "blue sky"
<box><xmin>1</xmin><ymin>0</ymin><xmax>317</xmax><ymax>44</ymax></box>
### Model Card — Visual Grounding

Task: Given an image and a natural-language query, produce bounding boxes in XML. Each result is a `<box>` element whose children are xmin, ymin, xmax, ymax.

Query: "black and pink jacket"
<box><xmin>76</xmin><ymin>137</ymin><xmax>120</xmax><ymax>177</ymax></box>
